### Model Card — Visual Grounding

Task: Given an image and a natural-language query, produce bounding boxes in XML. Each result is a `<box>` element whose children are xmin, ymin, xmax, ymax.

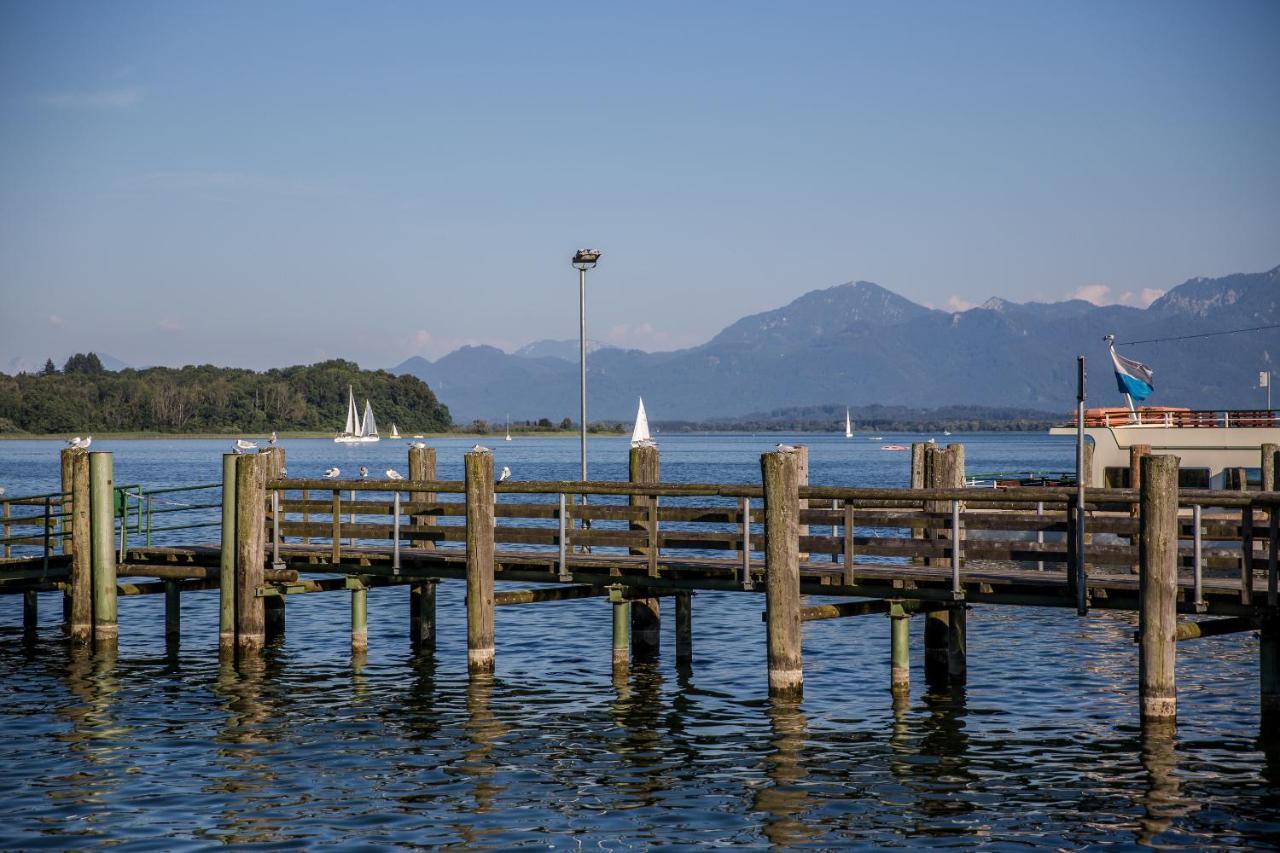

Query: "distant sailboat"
<box><xmin>845</xmin><ymin>408</ymin><xmax>853</xmax><ymax>438</ymax></box>
<box><xmin>631</xmin><ymin>398</ymin><xmax>653</xmax><ymax>446</ymax></box>
<box><xmin>390</xmin><ymin>424</ymin><xmax>400</xmax><ymax>439</ymax></box>
<box><xmin>505</xmin><ymin>414</ymin><xmax>512</xmax><ymax>442</ymax></box>
<box><xmin>335</xmin><ymin>386</ymin><xmax>381</xmax><ymax>443</ymax></box>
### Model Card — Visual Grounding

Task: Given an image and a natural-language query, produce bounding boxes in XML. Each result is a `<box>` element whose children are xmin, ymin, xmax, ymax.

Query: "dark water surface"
<box><xmin>2</xmin><ymin>434</ymin><xmax>1277</xmax><ymax>848</ymax></box>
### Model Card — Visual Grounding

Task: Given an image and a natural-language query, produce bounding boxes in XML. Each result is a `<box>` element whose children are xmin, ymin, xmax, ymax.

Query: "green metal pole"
<box><xmin>890</xmin><ymin>606</ymin><xmax>910</xmax><ymax>697</ymax></box>
<box><xmin>352</xmin><ymin>582</ymin><xmax>368</xmax><ymax>652</ymax></box>
<box><xmin>89</xmin><ymin>451</ymin><xmax>118</xmax><ymax>644</ymax></box>
<box><xmin>612</xmin><ymin>599</ymin><xmax>630</xmax><ymax>675</ymax></box>
<box><xmin>219</xmin><ymin>454</ymin><xmax>237</xmax><ymax>651</ymax></box>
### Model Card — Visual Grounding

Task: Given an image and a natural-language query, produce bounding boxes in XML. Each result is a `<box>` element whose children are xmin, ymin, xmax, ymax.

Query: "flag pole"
<box><xmin>1075</xmin><ymin>356</ymin><xmax>1088</xmax><ymax>616</ymax></box>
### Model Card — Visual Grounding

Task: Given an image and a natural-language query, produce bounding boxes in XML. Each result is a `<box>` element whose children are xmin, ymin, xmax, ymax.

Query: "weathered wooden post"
<box><xmin>465</xmin><ymin>448</ymin><xmax>496</xmax><ymax>674</ymax></box>
<box><xmin>1263</xmin><ymin>615</ymin><xmax>1280</xmax><ymax>714</ymax></box>
<box><xmin>675</xmin><ymin>591</ymin><xmax>693</xmax><ymax>667</ymax></box>
<box><xmin>629</xmin><ymin>444</ymin><xmax>661</xmax><ymax>662</ymax></box>
<box><xmin>23</xmin><ymin>590</ymin><xmax>37</xmax><ymax>634</ymax></box>
<box><xmin>1262</xmin><ymin>443</ymin><xmax>1278</xmax><ymax>492</ymax></box>
<box><xmin>89</xmin><ymin>451</ymin><xmax>117</xmax><ymax>646</ymax></box>
<box><xmin>68</xmin><ymin>449</ymin><xmax>92</xmax><ymax>644</ymax></box>
<box><xmin>164</xmin><ymin>581</ymin><xmax>180</xmax><ymax>646</ymax></box>
<box><xmin>1082</xmin><ymin>439</ymin><xmax>1095</xmax><ymax>488</ymax></box>
<box><xmin>1139</xmin><ymin>454</ymin><xmax>1179</xmax><ymax>723</ymax></box>
<box><xmin>889</xmin><ymin>601</ymin><xmax>910</xmax><ymax>697</ymax></box>
<box><xmin>408</xmin><ymin>444</ymin><xmax>438</xmax><ymax>653</ymax></box>
<box><xmin>351</xmin><ymin>577</ymin><xmax>368</xmax><ymax>652</ymax></box>
<box><xmin>795</xmin><ymin>445</ymin><xmax>809</xmax><ymax>562</ymax></box>
<box><xmin>219</xmin><ymin>454</ymin><xmax>237</xmax><ymax>652</ymax></box>
<box><xmin>762</xmin><ymin>448</ymin><xmax>803</xmax><ymax>700</ymax></box>
<box><xmin>261</xmin><ymin>447</ymin><xmax>286</xmax><ymax>640</ymax></box>
<box><xmin>945</xmin><ymin>445</ymin><xmax>967</xmax><ymax>684</ymax></box>
<box><xmin>610</xmin><ymin>585</ymin><xmax>630</xmax><ymax>677</ymax></box>
<box><xmin>234</xmin><ymin>452</ymin><xmax>266</xmax><ymax>652</ymax></box>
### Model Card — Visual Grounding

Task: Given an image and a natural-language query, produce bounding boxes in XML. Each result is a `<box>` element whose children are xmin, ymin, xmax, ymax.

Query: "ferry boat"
<box><xmin>1049</xmin><ymin>407</ymin><xmax>1279</xmax><ymax>489</ymax></box>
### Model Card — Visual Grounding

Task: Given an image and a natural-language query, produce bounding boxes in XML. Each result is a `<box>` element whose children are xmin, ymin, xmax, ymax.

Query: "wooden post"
<box><xmin>410</xmin><ymin>580</ymin><xmax>437</xmax><ymax>653</ymax></box>
<box><xmin>1262</xmin><ymin>443</ymin><xmax>1278</xmax><ymax>492</ymax></box>
<box><xmin>351</xmin><ymin>578</ymin><xmax>368</xmax><ymax>652</ymax></box>
<box><xmin>890</xmin><ymin>603</ymin><xmax>909</xmax><ymax>696</ymax></box>
<box><xmin>612</xmin><ymin>595</ymin><xmax>630</xmax><ymax>676</ymax></box>
<box><xmin>68</xmin><ymin>449</ymin><xmax>92</xmax><ymax>644</ymax></box>
<box><xmin>89</xmin><ymin>451</ymin><xmax>117</xmax><ymax>646</ymax></box>
<box><xmin>234</xmin><ymin>452</ymin><xmax>266</xmax><ymax>651</ymax></box>
<box><xmin>795</xmin><ymin>445</ymin><xmax>809</xmax><ymax>562</ymax></box>
<box><xmin>1129</xmin><ymin>444</ymin><xmax>1151</xmax><ymax>491</ymax></box>
<box><xmin>219</xmin><ymin>454</ymin><xmax>237</xmax><ymax>651</ymax></box>
<box><xmin>465</xmin><ymin>449</ymin><xmax>496</xmax><ymax>674</ymax></box>
<box><xmin>23</xmin><ymin>590</ymin><xmax>37</xmax><ymax>633</ymax></box>
<box><xmin>762</xmin><ymin>449</ymin><xmax>803</xmax><ymax>700</ymax></box>
<box><xmin>1082</xmin><ymin>438</ymin><xmax>1094</xmax><ymax>488</ymax></box>
<box><xmin>261</xmin><ymin>448</ymin><xmax>286</xmax><ymax>640</ymax></box>
<box><xmin>948</xmin><ymin>606</ymin><xmax>967</xmax><ymax>685</ymax></box>
<box><xmin>1139</xmin><ymin>454</ymin><xmax>1180</xmax><ymax>723</ymax></box>
<box><xmin>675</xmin><ymin>591</ymin><xmax>693</xmax><ymax>667</ymax></box>
<box><xmin>1262</xmin><ymin>616</ymin><xmax>1280</xmax><ymax>713</ymax></box>
<box><xmin>59</xmin><ymin>449</ymin><xmax>75</xmax><ymax>631</ymax></box>
<box><xmin>164</xmin><ymin>580</ymin><xmax>180</xmax><ymax>646</ymax></box>
<box><xmin>629</xmin><ymin>444</ymin><xmax>661</xmax><ymax>662</ymax></box>
<box><xmin>923</xmin><ymin>608</ymin><xmax>949</xmax><ymax>689</ymax></box>
<box><xmin>408</xmin><ymin>445</ymin><xmax>437</xmax><ymax>550</ymax></box>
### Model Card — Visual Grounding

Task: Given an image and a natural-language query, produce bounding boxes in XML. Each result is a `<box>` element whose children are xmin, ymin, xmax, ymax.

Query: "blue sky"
<box><xmin>2</xmin><ymin>1</ymin><xmax>1277</xmax><ymax>372</ymax></box>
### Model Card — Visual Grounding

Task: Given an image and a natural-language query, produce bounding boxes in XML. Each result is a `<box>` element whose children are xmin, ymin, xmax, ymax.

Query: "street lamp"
<box><xmin>572</xmin><ymin>249</ymin><xmax>601</xmax><ymax>483</ymax></box>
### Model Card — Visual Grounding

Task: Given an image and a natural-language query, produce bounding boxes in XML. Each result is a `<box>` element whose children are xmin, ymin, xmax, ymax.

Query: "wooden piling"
<box><xmin>947</xmin><ymin>606</ymin><xmax>967</xmax><ymax>685</ymax></box>
<box><xmin>1262</xmin><ymin>616</ymin><xmax>1280</xmax><ymax>713</ymax></box>
<box><xmin>261</xmin><ymin>448</ymin><xmax>286</xmax><ymax>640</ymax></box>
<box><xmin>1262</xmin><ymin>443</ymin><xmax>1278</xmax><ymax>492</ymax></box>
<box><xmin>234</xmin><ymin>452</ymin><xmax>266</xmax><ymax>651</ymax></box>
<box><xmin>410</xmin><ymin>580</ymin><xmax>437</xmax><ymax>653</ymax></box>
<box><xmin>219</xmin><ymin>454</ymin><xmax>237</xmax><ymax>651</ymax></box>
<box><xmin>23</xmin><ymin>589</ymin><xmax>37</xmax><ymax>633</ymax></box>
<box><xmin>923</xmin><ymin>609</ymin><xmax>949</xmax><ymax>688</ymax></box>
<box><xmin>1139</xmin><ymin>453</ymin><xmax>1180</xmax><ymax>723</ymax></box>
<box><xmin>762</xmin><ymin>449</ymin><xmax>803</xmax><ymax>700</ymax></box>
<box><xmin>464</xmin><ymin>449</ymin><xmax>495</xmax><ymax>673</ymax></box>
<box><xmin>164</xmin><ymin>580</ymin><xmax>180</xmax><ymax>645</ymax></box>
<box><xmin>795</xmin><ymin>445</ymin><xmax>809</xmax><ymax>562</ymax></box>
<box><xmin>675</xmin><ymin>591</ymin><xmax>693</xmax><ymax>666</ymax></box>
<box><xmin>89</xmin><ymin>451</ymin><xmax>117</xmax><ymax>645</ymax></box>
<box><xmin>68</xmin><ymin>449</ymin><xmax>92</xmax><ymax>644</ymax></box>
<box><xmin>351</xmin><ymin>578</ymin><xmax>368</xmax><ymax>652</ymax></box>
<box><xmin>890</xmin><ymin>603</ymin><xmax>909</xmax><ymax>696</ymax></box>
<box><xmin>59</xmin><ymin>450</ymin><xmax>75</xmax><ymax>632</ymax></box>
<box><xmin>629</xmin><ymin>444</ymin><xmax>661</xmax><ymax>662</ymax></box>
<box><xmin>408</xmin><ymin>445</ymin><xmax>437</xmax><ymax>550</ymax></box>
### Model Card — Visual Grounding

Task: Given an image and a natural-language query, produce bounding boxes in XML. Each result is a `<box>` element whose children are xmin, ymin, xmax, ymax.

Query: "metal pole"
<box><xmin>1193</xmin><ymin>504</ymin><xmax>1203</xmax><ymax>609</ymax></box>
<box><xmin>950</xmin><ymin>499</ymin><xmax>961</xmax><ymax>595</ymax></box>
<box><xmin>579</xmin><ymin>265</ymin><xmax>588</xmax><ymax>483</ymax></box>
<box><xmin>393</xmin><ymin>491</ymin><xmax>401</xmax><ymax>573</ymax></box>
<box><xmin>1076</xmin><ymin>356</ymin><xmax>1088</xmax><ymax>615</ymax></box>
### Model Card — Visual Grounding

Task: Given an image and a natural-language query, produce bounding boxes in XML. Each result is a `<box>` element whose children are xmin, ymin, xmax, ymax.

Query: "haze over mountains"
<box><xmin>395</xmin><ymin>266</ymin><xmax>1279</xmax><ymax>423</ymax></box>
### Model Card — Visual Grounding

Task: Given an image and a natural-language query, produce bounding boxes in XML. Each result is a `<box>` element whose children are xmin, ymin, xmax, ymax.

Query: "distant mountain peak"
<box><xmin>981</xmin><ymin>297</ymin><xmax>1010</xmax><ymax>311</ymax></box>
<box><xmin>513</xmin><ymin>339</ymin><xmax>614</xmax><ymax>361</ymax></box>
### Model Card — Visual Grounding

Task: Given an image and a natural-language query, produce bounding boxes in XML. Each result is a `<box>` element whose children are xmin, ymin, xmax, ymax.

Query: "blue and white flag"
<box><xmin>1109</xmin><ymin>343</ymin><xmax>1154</xmax><ymax>402</ymax></box>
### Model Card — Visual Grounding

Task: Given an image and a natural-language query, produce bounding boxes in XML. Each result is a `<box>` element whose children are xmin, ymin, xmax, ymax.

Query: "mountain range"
<box><xmin>395</xmin><ymin>265</ymin><xmax>1279</xmax><ymax>423</ymax></box>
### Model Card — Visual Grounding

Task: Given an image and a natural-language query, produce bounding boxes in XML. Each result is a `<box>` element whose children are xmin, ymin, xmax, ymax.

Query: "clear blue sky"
<box><xmin>2</xmin><ymin>0</ymin><xmax>1277</xmax><ymax>372</ymax></box>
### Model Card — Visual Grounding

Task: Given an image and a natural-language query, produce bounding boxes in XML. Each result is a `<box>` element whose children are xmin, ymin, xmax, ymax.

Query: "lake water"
<box><xmin>1</xmin><ymin>433</ymin><xmax>1276</xmax><ymax>848</ymax></box>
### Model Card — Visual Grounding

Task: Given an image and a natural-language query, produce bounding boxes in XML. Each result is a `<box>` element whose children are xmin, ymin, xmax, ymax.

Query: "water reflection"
<box><xmin>50</xmin><ymin>644</ymin><xmax>124</xmax><ymax>821</ymax></box>
<box><xmin>754</xmin><ymin>699</ymin><xmax>816</xmax><ymax>846</ymax></box>
<box><xmin>1136</xmin><ymin>722</ymin><xmax>1192</xmax><ymax>846</ymax></box>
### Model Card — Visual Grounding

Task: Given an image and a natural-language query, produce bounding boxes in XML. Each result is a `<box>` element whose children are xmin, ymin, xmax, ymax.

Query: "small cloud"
<box><xmin>944</xmin><ymin>295</ymin><xmax>974</xmax><ymax>313</ymax></box>
<box><xmin>411</xmin><ymin>329</ymin><xmax>433</xmax><ymax>349</ymax></box>
<box><xmin>1069</xmin><ymin>284</ymin><xmax>1164</xmax><ymax>308</ymax></box>
<box><xmin>37</xmin><ymin>87</ymin><xmax>142</xmax><ymax>111</ymax></box>
<box><xmin>1070</xmin><ymin>284</ymin><xmax>1112</xmax><ymax>305</ymax></box>
<box><xmin>157</xmin><ymin>318</ymin><xmax>184</xmax><ymax>333</ymax></box>
<box><xmin>1132</xmin><ymin>288</ymin><xmax>1164</xmax><ymax>308</ymax></box>
<box><xmin>48</xmin><ymin>315</ymin><xmax>64</xmax><ymax>327</ymax></box>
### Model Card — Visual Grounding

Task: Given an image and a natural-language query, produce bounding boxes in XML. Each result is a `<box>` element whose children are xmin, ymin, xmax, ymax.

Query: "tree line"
<box><xmin>0</xmin><ymin>354</ymin><xmax>452</xmax><ymax>435</ymax></box>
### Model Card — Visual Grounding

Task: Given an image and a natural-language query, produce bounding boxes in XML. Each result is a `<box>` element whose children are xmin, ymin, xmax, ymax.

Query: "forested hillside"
<box><xmin>0</xmin><ymin>354</ymin><xmax>452</xmax><ymax>435</ymax></box>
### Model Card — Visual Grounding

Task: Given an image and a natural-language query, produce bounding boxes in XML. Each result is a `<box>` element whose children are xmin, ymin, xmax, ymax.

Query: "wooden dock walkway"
<box><xmin>3</xmin><ymin>441</ymin><xmax>1278</xmax><ymax>725</ymax></box>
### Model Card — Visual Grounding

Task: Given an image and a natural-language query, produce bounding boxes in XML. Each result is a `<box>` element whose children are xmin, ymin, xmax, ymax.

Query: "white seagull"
<box><xmin>498</xmin><ymin>466</ymin><xmax>512</xmax><ymax>483</ymax></box>
<box><xmin>386</xmin><ymin>468</ymin><xmax>404</xmax><ymax>480</ymax></box>
<box><xmin>0</xmin><ymin>486</ymin><xmax>6</xmax><ymax>497</ymax></box>
<box><xmin>324</xmin><ymin>467</ymin><xmax>341</xmax><ymax>478</ymax></box>
<box><xmin>775</xmin><ymin>443</ymin><xmax>798</xmax><ymax>452</ymax></box>
<box><xmin>633</xmin><ymin>438</ymin><xmax>657</xmax><ymax>449</ymax></box>
<box><xmin>359</xmin><ymin>466</ymin><xmax>369</xmax><ymax>478</ymax></box>
<box><xmin>471</xmin><ymin>444</ymin><xmax>491</xmax><ymax>453</ymax></box>
<box><xmin>268</xmin><ymin>431</ymin><xmax>278</xmax><ymax>445</ymax></box>
<box><xmin>66</xmin><ymin>436</ymin><xmax>91</xmax><ymax>450</ymax></box>
<box><xmin>235</xmin><ymin>439</ymin><xmax>257</xmax><ymax>451</ymax></box>
<box><xmin>408</xmin><ymin>441</ymin><xmax>427</xmax><ymax>449</ymax></box>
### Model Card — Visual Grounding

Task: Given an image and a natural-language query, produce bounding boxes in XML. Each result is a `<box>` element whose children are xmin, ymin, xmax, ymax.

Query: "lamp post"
<box><xmin>572</xmin><ymin>249</ymin><xmax>601</xmax><ymax>482</ymax></box>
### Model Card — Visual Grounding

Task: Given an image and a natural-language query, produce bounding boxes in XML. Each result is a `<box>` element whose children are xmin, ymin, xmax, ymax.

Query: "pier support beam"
<box><xmin>923</xmin><ymin>609</ymin><xmax>949</xmax><ymax>689</ymax></box>
<box><xmin>219</xmin><ymin>454</ymin><xmax>237</xmax><ymax>652</ymax></box>
<box><xmin>234</xmin><ymin>452</ymin><xmax>266</xmax><ymax>652</ymax></box>
<box><xmin>762</xmin><ymin>448</ymin><xmax>803</xmax><ymax>700</ymax></box>
<box><xmin>890</xmin><ymin>603</ymin><xmax>910</xmax><ymax>696</ymax></box>
<box><xmin>23</xmin><ymin>590</ymin><xmax>37</xmax><ymax>634</ymax></box>
<box><xmin>410</xmin><ymin>580</ymin><xmax>437</xmax><ymax>653</ymax></box>
<box><xmin>351</xmin><ymin>579</ymin><xmax>368</xmax><ymax>652</ymax></box>
<box><xmin>164</xmin><ymin>580</ymin><xmax>180</xmax><ymax>646</ymax></box>
<box><xmin>261</xmin><ymin>448</ymin><xmax>286</xmax><ymax>641</ymax></box>
<box><xmin>1262</xmin><ymin>442</ymin><xmax>1278</xmax><ymax>492</ymax></box>
<box><xmin>68</xmin><ymin>449</ymin><xmax>91</xmax><ymax>644</ymax></box>
<box><xmin>1139</xmin><ymin>453</ymin><xmax>1180</xmax><ymax>723</ymax></box>
<box><xmin>947</xmin><ymin>606</ymin><xmax>967</xmax><ymax>685</ymax></box>
<box><xmin>89</xmin><ymin>451</ymin><xmax>117</xmax><ymax>647</ymax></box>
<box><xmin>629</xmin><ymin>444</ymin><xmax>661</xmax><ymax>663</ymax></box>
<box><xmin>675</xmin><ymin>591</ymin><xmax>693</xmax><ymax>667</ymax></box>
<box><xmin>464</xmin><ymin>449</ymin><xmax>495</xmax><ymax>674</ymax></box>
<box><xmin>610</xmin><ymin>587</ymin><xmax>630</xmax><ymax>677</ymax></box>
<box><xmin>1262</xmin><ymin>616</ymin><xmax>1280</xmax><ymax>714</ymax></box>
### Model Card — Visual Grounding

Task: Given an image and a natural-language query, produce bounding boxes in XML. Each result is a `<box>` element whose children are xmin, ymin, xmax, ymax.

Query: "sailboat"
<box><xmin>334</xmin><ymin>386</ymin><xmax>381</xmax><ymax>443</ymax></box>
<box><xmin>845</xmin><ymin>408</ymin><xmax>853</xmax><ymax>438</ymax></box>
<box><xmin>390</xmin><ymin>424</ymin><xmax>400</xmax><ymax>439</ymax></box>
<box><xmin>505</xmin><ymin>414</ymin><xmax>512</xmax><ymax>442</ymax></box>
<box><xmin>631</xmin><ymin>397</ymin><xmax>652</xmax><ymax>446</ymax></box>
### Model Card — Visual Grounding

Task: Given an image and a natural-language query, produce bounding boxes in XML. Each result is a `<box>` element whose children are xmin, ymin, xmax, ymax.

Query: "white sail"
<box><xmin>362</xmin><ymin>400</ymin><xmax>378</xmax><ymax>437</ymax></box>
<box><xmin>845</xmin><ymin>408</ymin><xmax>853</xmax><ymax>438</ymax></box>
<box><xmin>390</xmin><ymin>424</ymin><xmax>400</xmax><ymax>438</ymax></box>
<box><xmin>344</xmin><ymin>386</ymin><xmax>359</xmax><ymax>435</ymax></box>
<box><xmin>631</xmin><ymin>397</ymin><xmax>651</xmax><ymax>445</ymax></box>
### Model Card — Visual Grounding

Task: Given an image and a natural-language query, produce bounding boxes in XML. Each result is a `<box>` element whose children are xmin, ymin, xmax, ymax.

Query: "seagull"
<box><xmin>633</xmin><ymin>438</ymin><xmax>657</xmax><ymax>449</ymax></box>
<box><xmin>471</xmin><ymin>444</ymin><xmax>491</xmax><ymax>453</ymax></box>
<box><xmin>359</xmin><ymin>466</ymin><xmax>369</xmax><ymax>478</ymax></box>
<box><xmin>280</xmin><ymin>467</ymin><xmax>287</xmax><ymax>476</ymax></box>
<box><xmin>386</xmin><ymin>468</ymin><xmax>404</xmax><ymax>480</ymax></box>
<box><xmin>324</xmin><ymin>467</ymin><xmax>341</xmax><ymax>478</ymax></box>
<box><xmin>775</xmin><ymin>443</ymin><xmax>797</xmax><ymax>452</ymax></box>
<box><xmin>268</xmin><ymin>431</ymin><xmax>278</xmax><ymax>445</ymax></box>
<box><xmin>66</xmin><ymin>436</ymin><xmax>91</xmax><ymax>450</ymax></box>
<box><xmin>235</xmin><ymin>439</ymin><xmax>257</xmax><ymax>451</ymax></box>
<box><xmin>408</xmin><ymin>441</ymin><xmax>427</xmax><ymax>449</ymax></box>
<box><xmin>498</xmin><ymin>466</ymin><xmax>511</xmax><ymax>483</ymax></box>
<box><xmin>232</xmin><ymin>442</ymin><xmax>243</xmax><ymax>455</ymax></box>
<box><xmin>0</xmin><ymin>486</ymin><xmax>5</xmax><ymax>497</ymax></box>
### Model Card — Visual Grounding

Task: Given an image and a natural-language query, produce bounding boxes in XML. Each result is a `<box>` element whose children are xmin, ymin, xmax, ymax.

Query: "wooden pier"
<box><xmin>3</xmin><ymin>441</ymin><xmax>1278</xmax><ymax>726</ymax></box>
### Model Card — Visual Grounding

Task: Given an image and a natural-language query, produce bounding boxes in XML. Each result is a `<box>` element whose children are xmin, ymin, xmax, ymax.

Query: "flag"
<box><xmin>1109</xmin><ymin>343</ymin><xmax>1154</xmax><ymax>402</ymax></box>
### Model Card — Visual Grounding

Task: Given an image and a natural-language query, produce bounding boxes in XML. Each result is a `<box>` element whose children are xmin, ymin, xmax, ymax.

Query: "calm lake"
<box><xmin>1</xmin><ymin>433</ymin><xmax>1276</xmax><ymax>848</ymax></box>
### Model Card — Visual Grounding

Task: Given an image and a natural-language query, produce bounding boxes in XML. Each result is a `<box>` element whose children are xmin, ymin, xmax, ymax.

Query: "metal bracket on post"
<box><xmin>392</xmin><ymin>491</ymin><xmax>401</xmax><ymax>575</ymax></box>
<box><xmin>558</xmin><ymin>493</ymin><xmax>570</xmax><ymax>582</ymax></box>
<box><xmin>741</xmin><ymin>496</ymin><xmax>753</xmax><ymax>590</ymax></box>
<box><xmin>1193</xmin><ymin>504</ymin><xmax>1205</xmax><ymax>612</ymax></box>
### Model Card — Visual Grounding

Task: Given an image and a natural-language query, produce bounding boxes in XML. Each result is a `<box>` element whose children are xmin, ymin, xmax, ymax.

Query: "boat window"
<box><xmin>1104</xmin><ymin>467</ymin><xmax>1130</xmax><ymax>488</ymax></box>
<box><xmin>1177</xmin><ymin>468</ymin><xmax>1210</xmax><ymax>489</ymax></box>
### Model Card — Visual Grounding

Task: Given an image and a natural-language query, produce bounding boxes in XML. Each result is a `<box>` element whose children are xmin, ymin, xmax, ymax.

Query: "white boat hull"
<box><xmin>334</xmin><ymin>435</ymin><xmax>381</xmax><ymax>444</ymax></box>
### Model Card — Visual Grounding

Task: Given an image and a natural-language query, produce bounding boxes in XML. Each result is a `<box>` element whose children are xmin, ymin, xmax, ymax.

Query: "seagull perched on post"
<box><xmin>66</xmin><ymin>436</ymin><xmax>91</xmax><ymax>450</ymax></box>
<box><xmin>235</xmin><ymin>439</ymin><xmax>257</xmax><ymax>451</ymax></box>
<box><xmin>323</xmin><ymin>467</ymin><xmax>340</xmax><ymax>478</ymax></box>
<box><xmin>408</xmin><ymin>441</ymin><xmax>427</xmax><ymax>449</ymax></box>
<box><xmin>386</xmin><ymin>468</ymin><xmax>404</xmax><ymax>480</ymax></box>
<box><xmin>268</xmin><ymin>431</ymin><xmax>278</xmax><ymax>446</ymax></box>
<box><xmin>498</xmin><ymin>466</ymin><xmax>511</xmax><ymax>483</ymax></box>
<box><xmin>471</xmin><ymin>444</ymin><xmax>490</xmax><ymax>453</ymax></box>
<box><xmin>633</xmin><ymin>438</ymin><xmax>657</xmax><ymax>449</ymax></box>
<box><xmin>359</xmin><ymin>466</ymin><xmax>369</xmax><ymax>478</ymax></box>
<box><xmin>775</xmin><ymin>443</ymin><xmax>797</xmax><ymax>452</ymax></box>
